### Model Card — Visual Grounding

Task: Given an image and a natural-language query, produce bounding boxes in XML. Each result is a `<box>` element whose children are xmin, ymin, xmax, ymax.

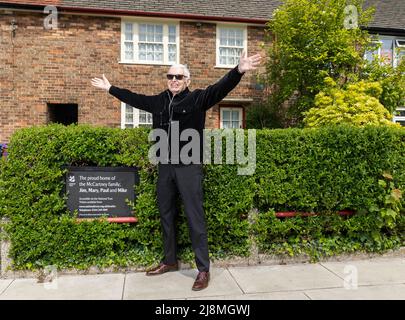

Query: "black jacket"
<box><xmin>109</xmin><ymin>66</ymin><xmax>244</xmax><ymax>164</ymax></box>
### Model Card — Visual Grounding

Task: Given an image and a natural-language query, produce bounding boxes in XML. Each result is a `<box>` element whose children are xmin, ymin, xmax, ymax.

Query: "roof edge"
<box><xmin>365</xmin><ymin>26</ymin><xmax>405</xmax><ymax>37</ymax></box>
<box><xmin>0</xmin><ymin>2</ymin><xmax>269</xmax><ymax>24</ymax></box>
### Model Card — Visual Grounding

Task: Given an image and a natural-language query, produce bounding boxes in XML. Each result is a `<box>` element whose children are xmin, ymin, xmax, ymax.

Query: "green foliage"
<box><xmin>259</xmin><ymin>0</ymin><xmax>375</xmax><ymax>127</ymax></box>
<box><xmin>252</xmin><ymin>125</ymin><xmax>405</xmax><ymax>260</ymax></box>
<box><xmin>0</xmin><ymin>124</ymin><xmax>404</xmax><ymax>268</ymax></box>
<box><xmin>245</xmin><ymin>102</ymin><xmax>282</xmax><ymax>129</ymax></box>
<box><xmin>0</xmin><ymin>124</ymin><xmax>252</xmax><ymax>270</ymax></box>
<box><xmin>368</xmin><ymin>173</ymin><xmax>403</xmax><ymax>229</ymax></box>
<box><xmin>360</xmin><ymin>57</ymin><xmax>405</xmax><ymax>114</ymax></box>
<box><xmin>303</xmin><ymin>78</ymin><xmax>395</xmax><ymax>127</ymax></box>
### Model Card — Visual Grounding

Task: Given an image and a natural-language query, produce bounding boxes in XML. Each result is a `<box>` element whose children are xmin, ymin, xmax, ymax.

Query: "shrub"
<box><xmin>0</xmin><ymin>124</ymin><xmax>403</xmax><ymax>268</ymax></box>
<box><xmin>303</xmin><ymin>78</ymin><xmax>396</xmax><ymax>127</ymax></box>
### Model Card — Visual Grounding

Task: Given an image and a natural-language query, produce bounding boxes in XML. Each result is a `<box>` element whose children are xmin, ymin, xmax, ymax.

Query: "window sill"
<box><xmin>214</xmin><ymin>65</ymin><xmax>236</xmax><ymax>69</ymax></box>
<box><xmin>119</xmin><ymin>61</ymin><xmax>175</xmax><ymax>66</ymax></box>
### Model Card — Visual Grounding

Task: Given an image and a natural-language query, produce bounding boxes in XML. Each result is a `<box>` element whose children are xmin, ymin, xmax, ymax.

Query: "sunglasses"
<box><xmin>166</xmin><ymin>74</ymin><xmax>186</xmax><ymax>80</ymax></box>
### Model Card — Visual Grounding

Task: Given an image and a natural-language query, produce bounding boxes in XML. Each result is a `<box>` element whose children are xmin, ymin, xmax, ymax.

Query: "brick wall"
<box><xmin>0</xmin><ymin>10</ymin><xmax>266</xmax><ymax>142</ymax></box>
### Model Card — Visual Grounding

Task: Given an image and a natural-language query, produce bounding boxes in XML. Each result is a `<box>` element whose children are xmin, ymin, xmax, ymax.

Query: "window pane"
<box><xmin>139</xmin><ymin>110</ymin><xmax>152</xmax><ymax>125</ymax></box>
<box><xmin>235</xmin><ymin>38</ymin><xmax>243</xmax><ymax>47</ymax></box>
<box><xmin>223</xmin><ymin>121</ymin><xmax>231</xmax><ymax>128</ymax></box>
<box><xmin>125</xmin><ymin>105</ymin><xmax>133</xmax><ymax>123</ymax></box>
<box><xmin>168</xmin><ymin>25</ymin><xmax>176</xmax><ymax>43</ymax></box>
<box><xmin>232</xmin><ymin>111</ymin><xmax>239</xmax><ymax>121</ymax></box>
<box><xmin>155</xmin><ymin>25</ymin><xmax>163</xmax><ymax>34</ymax></box>
<box><xmin>125</xmin><ymin>23</ymin><xmax>133</xmax><ymax>41</ymax></box>
<box><xmin>139</xmin><ymin>112</ymin><xmax>146</xmax><ymax>123</ymax></box>
<box><xmin>125</xmin><ymin>33</ymin><xmax>133</xmax><ymax>41</ymax></box>
<box><xmin>125</xmin><ymin>42</ymin><xmax>133</xmax><ymax>60</ymax></box>
<box><xmin>139</xmin><ymin>24</ymin><xmax>147</xmax><ymax>34</ymax></box>
<box><xmin>139</xmin><ymin>52</ymin><xmax>146</xmax><ymax>61</ymax></box>
<box><xmin>155</xmin><ymin>32</ymin><xmax>163</xmax><ymax>43</ymax></box>
<box><xmin>155</xmin><ymin>52</ymin><xmax>163</xmax><ymax>62</ymax></box>
<box><xmin>232</xmin><ymin>121</ymin><xmax>240</xmax><ymax>129</ymax></box>
<box><xmin>156</xmin><ymin>44</ymin><xmax>163</xmax><ymax>52</ymax></box>
<box><xmin>381</xmin><ymin>39</ymin><xmax>393</xmax><ymax>65</ymax></box>
<box><xmin>396</xmin><ymin>109</ymin><xmax>405</xmax><ymax>117</ymax></box>
<box><xmin>168</xmin><ymin>44</ymin><xmax>176</xmax><ymax>62</ymax></box>
<box><xmin>223</xmin><ymin>110</ymin><xmax>230</xmax><ymax>121</ymax></box>
<box><xmin>126</xmin><ymin>105</ymin><xmax>133</xmax><ymax>113</ymax></box>
<box><xmin>138</xmin><ymin>43</ymin><xmax>146</xmax><ymax>60</ymax></box>
<box><xmin>227</xmin><ymin>56</ymin><xmax>235</xmax><ymax>65</ymax></box>
<box><xmin>125</xmin><ymin>23</ymin><xmax>132</xmax><ymax>32</ymax></box>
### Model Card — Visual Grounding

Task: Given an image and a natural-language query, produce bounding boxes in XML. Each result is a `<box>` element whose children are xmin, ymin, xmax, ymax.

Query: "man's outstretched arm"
<box><xmin>199</xmin><ymin>50</ymin><xmax>261</xmax><ymax>110</ymax></box>
<box><xmin>91</xmin><ymin>74</ymin><xmax>160</xmax><ymax>114</ymax></box>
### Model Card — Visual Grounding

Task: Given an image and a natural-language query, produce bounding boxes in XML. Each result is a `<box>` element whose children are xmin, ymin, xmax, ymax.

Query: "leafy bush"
<box><xmin>0</xmin><ymin>124</ymin><xmax>252</xmax><ymax>270</ymax></box>
<box><xmin>303</xmin><ymin>78</ymin><xmax>395</xmax><ymax>127</ymax></box>
<box><xmin>253</xmin><ymin>125</ymin><xmax>405</xmax><ymax>260</ymax></box>
<box><xmin>0</xmin><ymin>124</ymin><xmax>404</xmax><ymax>268</ymax></box>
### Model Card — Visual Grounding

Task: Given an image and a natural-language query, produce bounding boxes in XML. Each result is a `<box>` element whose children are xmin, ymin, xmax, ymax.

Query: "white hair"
<box><xmin>168</xmin><ymin>64</ymin><xmax>191</xmax><ymax>79</ymax></box>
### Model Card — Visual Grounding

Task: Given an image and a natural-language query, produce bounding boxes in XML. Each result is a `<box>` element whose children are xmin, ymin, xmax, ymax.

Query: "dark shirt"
<box><xmin>109</xmin><ymin>66</ymin><xmax>244</xmax><ymax>164</ymax></box>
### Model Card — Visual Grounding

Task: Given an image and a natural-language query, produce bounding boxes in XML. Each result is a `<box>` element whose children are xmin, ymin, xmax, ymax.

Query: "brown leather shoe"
<box><xmin>145</xmin><ymin>263</ymin><xmax>178</xmax><ymax>276</ymax></box>
<box><xmin>192</xmin><ymin>271</ymin><xmax>210</xmax><ymax>291</ymax></box>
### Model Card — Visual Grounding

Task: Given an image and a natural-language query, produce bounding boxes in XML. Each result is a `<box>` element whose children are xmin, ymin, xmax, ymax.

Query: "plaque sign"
<box><xmin>65</xmin><ymin>166</ymin><xmax>139</xmax><ymax>219</ymax></box>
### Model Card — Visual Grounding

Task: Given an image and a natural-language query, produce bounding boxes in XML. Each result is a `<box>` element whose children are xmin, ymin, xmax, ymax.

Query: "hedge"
<box><xmin>0</xmin><ymin>124</ymin><xmax>403</xmax><ymax>270</ymax></box>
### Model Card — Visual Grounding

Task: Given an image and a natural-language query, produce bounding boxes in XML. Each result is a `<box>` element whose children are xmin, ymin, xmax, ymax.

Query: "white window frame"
<box><xmin>120</xmin><ymin>19</ymin><xmax>180</xmax><ymax>65</ymax></box>
<box><xmin>216</xmin><ymin>24</ymin><xmax>247</xmax><ymax>68</ymax></box>
<box><xmin>393</xmin><ymin>107</ymin><xmax>405</xmax><ymax>126</ymax></box>
<box><xmin>220</xmin><ymin>107</ymin><xmax>244</xmax><ymax>129</ymax></box>
<box><xmin>365</xmin><ymin>36</ymin><xmax>405</xmax><ymax>67</ymax></box>
<box><xmin>121</xmin><ymin>103</ymin><xmax>152</xmax><ymax>128</ymax></box>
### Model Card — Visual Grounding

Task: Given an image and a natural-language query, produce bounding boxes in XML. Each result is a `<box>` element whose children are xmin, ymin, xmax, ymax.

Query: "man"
<box><xmin>91</xmin><ymin>51</ymin><xmax>261</xmax><ymax>290</ymax></box>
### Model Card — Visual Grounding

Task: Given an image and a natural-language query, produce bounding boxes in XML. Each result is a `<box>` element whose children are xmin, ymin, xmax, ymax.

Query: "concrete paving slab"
<box><xmin>0</xmin><ymin>279</ymin><xmax>13</xmax><ymax>295</ymax></box>
<box><xmin>321</xmin><ymin>258</ymin><xmax>405</xmax><ymax>286</ymax></box>
<box><xmin>0</xmin><ymin>274</ymin><xmax>125</xmax><ymax>300</ymax></box>
<box><xmin>228</xmin><ymin>264</ymin><xmax>343</xmax><ymax>293</ymax></box>
<box><xmin>123</xmin><ymin>268</ymin><xmax>242</xmax><ymax>300</ymax></box>
<box><xmin>187</xmin><ymin>291</ymin><xmax>310</xmax><ymax>300</ymax></box>
<box><xmin>305</xmin><ymin>284</ymin><xmax>405</xmax><ymax>300</ymax></box>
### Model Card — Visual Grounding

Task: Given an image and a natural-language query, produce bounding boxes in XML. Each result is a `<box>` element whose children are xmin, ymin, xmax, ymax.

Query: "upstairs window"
<box><xmin>216</xmin><ymin>25</ymin><xmax>247</xmax><ymax>68</ymax></box>
<box><xmin>122</xmin><ymin>21</ymin><xmax>179</xmax><ymax>65</ymax></box>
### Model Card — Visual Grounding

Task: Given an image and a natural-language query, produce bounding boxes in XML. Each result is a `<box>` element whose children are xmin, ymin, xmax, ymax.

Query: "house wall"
<box><xmin>0</xmin><ymin>10</ymin><xmax>266</xmax><ymax>142</ymax></box>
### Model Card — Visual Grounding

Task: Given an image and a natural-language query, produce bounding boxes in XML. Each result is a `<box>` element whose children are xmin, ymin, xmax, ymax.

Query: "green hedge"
<box><xmin>253</xmin><ymin>125</ymin><xmax>405</xmax><ymax>260</ymax></box>
<box><xmin>0</xmin><ymin>124</ymin><xmax>404</xmax><ymax>270</ymax></box>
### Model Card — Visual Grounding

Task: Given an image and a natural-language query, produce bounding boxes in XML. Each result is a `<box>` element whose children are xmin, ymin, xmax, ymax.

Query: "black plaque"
<box><xmin>65</xmin><ymin>166</ymin><xmax>139</xmax><ymax>218</ymax></box>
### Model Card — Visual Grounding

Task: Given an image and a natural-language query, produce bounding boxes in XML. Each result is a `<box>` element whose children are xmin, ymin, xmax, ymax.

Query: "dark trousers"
<box><xmin>156</xmin><ymin>163</ymin><xmax>210</xmax><ymax>272</ymax></box>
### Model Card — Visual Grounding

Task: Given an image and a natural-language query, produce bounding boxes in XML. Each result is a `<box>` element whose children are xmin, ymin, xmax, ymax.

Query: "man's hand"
<box><xmin>237</xmin><ymin>50</ymin><xmax>261</xmax><ymax>74</ymax></box>
<box><xmin>91</xmin><ymin>74</ymin><xmax>111</xmax><ymax>91</ymax></box>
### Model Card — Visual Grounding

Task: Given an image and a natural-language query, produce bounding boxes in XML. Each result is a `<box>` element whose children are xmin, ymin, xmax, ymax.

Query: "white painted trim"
<box><xmin>219</xmin><ymin>106</ymin><xmax>243</xmax><ymax>129</ymax></box>
<box><xmin>120</xmin><ymin>19</ymin><xmax>180</xmax><ymax>65</ymax></box>
<box><xmin>216</xmin><ymin>24</ymin><xmax>247</xmax><ymax>68</ymax></box>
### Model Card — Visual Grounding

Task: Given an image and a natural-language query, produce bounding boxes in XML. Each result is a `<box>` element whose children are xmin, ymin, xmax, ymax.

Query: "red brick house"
<box><xmin>0</xmin><ymin>0</ymin><xmax>278</xmax><ymax>143</ymax></box>
<box><xmin>0</xmin><ymin>1</ymin><xmax>404</xmax><ymax>143</ymax></box>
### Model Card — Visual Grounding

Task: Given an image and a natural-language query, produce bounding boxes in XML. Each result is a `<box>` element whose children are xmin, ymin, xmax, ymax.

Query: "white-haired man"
<box><xmin>91</xmin><ymin>50</ymin><xmax>261</xmax><ymax>291</ymax></box>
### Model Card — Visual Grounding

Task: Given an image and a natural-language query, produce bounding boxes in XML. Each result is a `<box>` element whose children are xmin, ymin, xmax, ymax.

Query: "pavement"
<box><xmin>0</xmin><ymin>256</ymin><xmax>404</xmax><ymax>300</ymax></box>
